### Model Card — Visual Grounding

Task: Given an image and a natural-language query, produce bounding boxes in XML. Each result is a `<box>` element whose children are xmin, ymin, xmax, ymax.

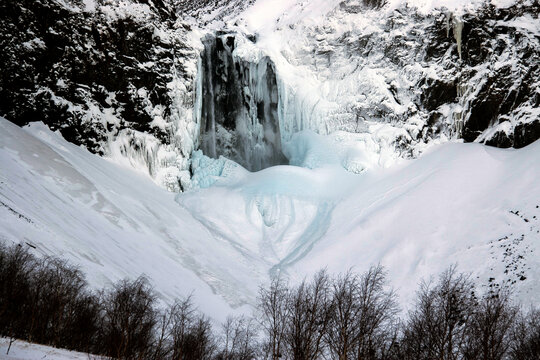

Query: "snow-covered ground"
<box><xmin>1</xmin><ymin>117</ymin><xmax>539</xmax><ymax>318</ymax></box>
<box><xmin>0</xmin><ymin>118</ymin><xmax>247</xmax><ymax>320</ymax></box>
<box><xmin>0</xmin><ymin>338</ymin><xmax>100</xmax><ymax>360</ymax></box>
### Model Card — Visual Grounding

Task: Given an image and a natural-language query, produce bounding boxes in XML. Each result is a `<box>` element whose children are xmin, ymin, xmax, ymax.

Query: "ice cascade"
<box><xmin>195</xmin><ymin>33</ymin><xmax>286</xmax><ymax>171</ymax></box>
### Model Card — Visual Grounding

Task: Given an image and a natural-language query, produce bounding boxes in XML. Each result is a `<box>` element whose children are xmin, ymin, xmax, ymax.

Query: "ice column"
<box><xmin>453</xmin><ymin>16</ymin><xmax>464</xmax><ymax>61</ymax></box>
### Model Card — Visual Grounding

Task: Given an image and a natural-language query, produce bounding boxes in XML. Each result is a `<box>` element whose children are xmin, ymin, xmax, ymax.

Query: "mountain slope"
<box><xmin>181</xmin><ymin>130</ymin><xmax>540</xmax><ymax>308</ymax></box>
<box><xmin>2</xmin><ymin>117</ymin><xmax>538</xmax><ymax>314</ymax></box>
<box><xmin>1</xmin><ymin>0</ymin><xmax>538</xmax><ymax>192</ymax></box>
<box><xmin>0</xmin><ymin>118</ymin><xmax>250</xmax><ymax>320</ymax></box>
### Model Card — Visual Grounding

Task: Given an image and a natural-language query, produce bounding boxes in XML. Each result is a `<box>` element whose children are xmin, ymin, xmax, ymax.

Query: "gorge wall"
<box><xmin>0</xmin><ymin>0</ymin><xmax>538</xmax><ymax>189</ymax></box>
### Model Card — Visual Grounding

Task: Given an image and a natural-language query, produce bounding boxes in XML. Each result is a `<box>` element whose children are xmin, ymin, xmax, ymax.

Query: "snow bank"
<box><xmin>0</xmin><ymin>338</ymin><xmax>99</xmax><ymax>360</ymax></box>
<box><xmin>0</xmin><ymin>118</ymin><xmax>249</xmax><ymax>320</ymax></box>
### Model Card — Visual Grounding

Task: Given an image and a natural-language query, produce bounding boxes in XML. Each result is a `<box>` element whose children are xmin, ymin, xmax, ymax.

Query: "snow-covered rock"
<box><xmin>1</xmin><ymin>0</ymin><xmax>538</xmax><ymax>191</ymax></box>
<box><xmin>0</xmin><ymin>0</ymin><xmax>200</xmax><ymax>191</ymax></box>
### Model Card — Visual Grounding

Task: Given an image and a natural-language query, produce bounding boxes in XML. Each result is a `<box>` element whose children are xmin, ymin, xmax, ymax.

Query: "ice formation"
<box><xmin>453</xmin><ymin>16</ymin><xmax>464</xmax><ymax>61</ymax></box>
<box><xmin>195</xmin><ymin>33</ymin><xmax>286</xmax><ymax>171</ymax></box>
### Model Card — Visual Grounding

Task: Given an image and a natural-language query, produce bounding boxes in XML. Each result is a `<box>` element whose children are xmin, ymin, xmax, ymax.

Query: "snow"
<box><xmin>203</xmin><ymin>2</ymin><xmax>437</xmax><ymax>172</ymax></box>
<box><xmin>198</xmin><ymin>0</ymin><xmax>532</xmax><ymax>171</ymax></box>
<box><xmin>82</xmin><ymin>0</ymin><xmax>96</xmax><ymax>12</ymax></box>
<box><xmin>180</xmin><ymin>126</ymin><xmax>540</xmax><ymax>309</ymax></box>
<box><xmin>0</xmin><ymin>118</ymin><xmax>248</xmax><ymax>321</ymax></box>
<box><xmin>498</xmin><ymin>13</ymin><xmax>540</xmax><ymax>37</ymax></box>
<box><xmin>233</xmin><ymin>0</ymin><xmax>516</xmax><ymax>35</ymax></box>
<box><xmin>0</xmin><ymin>338</ymin><xmax>99</xmax><ymax>360</ymax></box>
<box><xmin>2</xmin><ymin>117</ymin><xmax>539</xmax><ymax>318</ymax></box>
<box><xmin>62</xmin><ymin>0</ymin><xmax>531</xmax><ymax>192</ymax></box>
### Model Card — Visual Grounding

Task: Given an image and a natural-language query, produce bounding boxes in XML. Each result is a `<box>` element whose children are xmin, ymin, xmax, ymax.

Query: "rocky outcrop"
<box><xmin>0</xmin><ymin>0</ymin><xmax>201</xmax><ymax>190</ymax></box>
<box><xmin>422</xmin><ymin>2</ymin><xmax>540</xmax><ymax>148</ymax></box>
<box><xmin>0</xmin><ymin>0</ymin><xmax>538</xmax><ymax>190</ymax></box>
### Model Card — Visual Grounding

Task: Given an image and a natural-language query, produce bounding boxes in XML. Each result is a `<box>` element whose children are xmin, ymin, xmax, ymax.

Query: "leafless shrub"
<box><xmin>401</xmin><ymin>266</ymin><xmax>477</xmax><ymax>360</ymax></box>
<box><xmin>152</xmin><ymin>296</ymin><xmax>217</xmax><ymax>360</ymax></box>
<box><xmin>258</xmin><ymin>276</ymin><xmax>289</xmax><ymax>360</ymax></box>
<box><xmin>284</xmin><ymin>270</ymin><xmax>332</xmax><ymax>360</ymax></box>
<box><xmin>100</xmin><ymin>276</ymin><xmax>157</xmax><ymax>360</ymax></box>
<box><xmin>27</xmin><ymin>258</ymin><xmax>88</xmax><ymax>346</ymax></box>
<box><xmin>216</xmin><ymin>315</ymin><xmax>259</xmax><ymax>360</ymax></box>
<box><xmin>0</xmin><ymin>243</ymin><xmax>35</xmax><ymax>340</ymax></box>
<box><xmin>2</xmin><ymin>240</ymin><xmax>539</xmax><ymax>360</ymax></box>
<box><xmin>462</xmin><ymin>289</ymin><xmax>518</xmax><ymax>360</ymax></box>
<box><xmin>325</xmin><ymin>265</ymin><xmax>398</xmax><ymax>360</ymax></box>
<box><xmin>509</xmin><ymin>307</ymin><xmax>540</xmax><ymax>360</ymax></box>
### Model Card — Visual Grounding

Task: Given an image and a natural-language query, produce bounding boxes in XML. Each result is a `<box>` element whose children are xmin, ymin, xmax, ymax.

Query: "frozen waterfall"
<box><xmin>196</xmin><ymin>33</ymin><xmax>287</xmax><ymax>171</ymax></box>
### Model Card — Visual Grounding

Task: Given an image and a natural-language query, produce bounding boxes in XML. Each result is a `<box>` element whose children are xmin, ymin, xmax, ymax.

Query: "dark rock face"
<box><xmin>0</xmin><ymin>0</ymin><xmax>191</xmax><ymax>154</ymax></box>
<box><xmin>198</xmin><ymin>34</ymin><xmax>286</xmax><ymax>171</ymax></box>
<box><xmin>421</xmin><ymin>2</ymin><xmax>540</xmax><ymax>148</ymax></box>
<box><xmin>420</xmin><ymin>79</ymin><xmax>457</xmax><ymax>112</ymax></box>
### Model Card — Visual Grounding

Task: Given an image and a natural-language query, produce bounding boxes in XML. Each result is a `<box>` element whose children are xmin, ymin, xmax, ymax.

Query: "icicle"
<box><xmin>193</xmin><ymin>56</ymin><xmax>203</xmax><ymax>150</ymax></box>
<box><xmin>446</xmin><ymin>12</ymin><xmax>451</xmax><ymax>38</ymax></box>
<box><xmin>452</xmin><ymin>16</ymin><xmax>464</xmax><ymax>61</ymax></box>
<box><xmin>206</xmin><ymin>40</ymin><xmax>217</xmax><ymax>159</ymax></box>
<box><xmin>197</xmin><ymin>33</ymin><xmax>285</xmax><ymax>171</ymax></box>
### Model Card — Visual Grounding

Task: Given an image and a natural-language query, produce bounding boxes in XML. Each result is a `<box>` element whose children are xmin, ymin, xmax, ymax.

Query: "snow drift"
<box><xmin>1</xmin><ymin>117</ymin><xmax>538</xmax><ymax>316</ymax></box>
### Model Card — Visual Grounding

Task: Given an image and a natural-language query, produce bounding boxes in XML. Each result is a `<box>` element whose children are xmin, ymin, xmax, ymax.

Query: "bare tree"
<box><xmin>401</xmin><ymin>266</ymin><xmax>476</xmax><ymax>360</ymax></box>
<box><xmin>0</xmin><ymin>243</ymin><xmax>35</xmax><ymax>345</ymax></box>
<box><xmin>325</xmin><ymin>270</ymin><xmax>361</xmax><ymax>360</ymax></box>
<box><xmin>217</xmin><ymin>315</ymin><xmax>259</xmax><ymax>360</ymax></box>
<box><xmin>161</xmin><ymin>296</ymin><xmax>217</xmax><ymax>360</ymax></box>
<box><xmin>462</xmin><ymin>289</ymin><xmax>518</xmax><ymax>360</ymax></box>
<box><xmin>100</xmin><ymin>276</ymin><xmax>157</xmax><ymax>360</ymax></box>
<box><xmin>325</xmin><ymin>266</ymin><xmax>398</xmax><ymax>360</ymax></box>
<box><xmin>3</xmin><ymin>240</ymin><xmax>540</xmax><ymax>360</ymax></box>
<box><xmin>258</xmin><ymin>276</ymin><xmax>289</xmax><ymax>360</ymax></box>
<box><xmin>284</xmin><ymin>270</ymin><xmax>332</xmax><ymax>360</ymax></box>
<box><xmin>168</xmin><ymin>296</ymin><xmax>197</xmax><ymax>360</ymax></box>
<box><xmin>509</xmin><ymin>307</ymin><xmax>540</xmax><ymax>360</ymax></box>
<box><xmin>29</xmin><ymin>257</ymin><xmax>88</xmax><ymax>347</ymax></box>
<box><xmin>180</xmin><ymin>315</ymin><xmax>216</xmax><ymax>360</ymax></box>
<box><xmin>353</xmin><ymin>265</ymin><xmax>399</xmax><ymax>360</ymax></box>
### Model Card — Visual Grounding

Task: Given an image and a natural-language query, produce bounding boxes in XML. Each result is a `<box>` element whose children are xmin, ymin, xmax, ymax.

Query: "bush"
<box><xmin>284</xmin><ymin>270</ymin><xmax>332</xmax><ymax>360</ymax></box>
<box><xmin>325</xmin><ymin>266</ymin><xmax>398</xmax><ymax>360</ymax></box>
<box><xmin>216</xmin><ymin>315</ymin><xmax>259</xmax><ymax>360</ymax></box>
<box><xmin>154</xmin><ymin>296</ymin><xmax>217</xmax><ymax>360</ymax></box>
<box><xmin>509</xmin><ymin>308</ymin><xmax>540</xmax><ymax>360</ymax></box>
<box><xmin>462</xmin><ymin>290</ymin><xmax>518</xmax><ymax>360</ymax></box>
<box><xmin>0</xmin><ymin>243</ymin><xmax>35</xmax><ymax>339</ymax></box>
<box><xmin>0</xmin><ymin>243</ymin><xmax>101</xmax><ymax>353</ymax></box>
<box><xmin>99</xmin><ymin>276</ymin><xmax>157</xmax><ymax>360</ymax></box>
<box><xmin>1</xmin><ymin>240</ymin><xmax>539</xmax><ymax>360</ymax></box>
<box><xmin>258</xmin><ymin>276</ymin><xmax>289</xmax><ymax>360</ymax></box>
<box><xmin>400</xmin><ymin>266</ymin><xmax>476</xmax><ymax>360</ymax></box>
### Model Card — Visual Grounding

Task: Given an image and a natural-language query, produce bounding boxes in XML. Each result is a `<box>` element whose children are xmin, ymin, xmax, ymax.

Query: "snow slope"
<box><xmin>0</xmin><ymin>118</ymin><xmax>250</xmax><ymax>320</ymax></box>
<box><xmin>0</xmin><ymin>338</ymin><xmax>100</xmax><ymax>360</ymax></box>
<box><xmin>180</xmin><ymin>130</ymin><xmax>540</xmax><ymax>308</ymax></box>
<box><xmin>2</xmin><ymin>117</ymin><xmax>538</xmax><ymax>316</ymax></box>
